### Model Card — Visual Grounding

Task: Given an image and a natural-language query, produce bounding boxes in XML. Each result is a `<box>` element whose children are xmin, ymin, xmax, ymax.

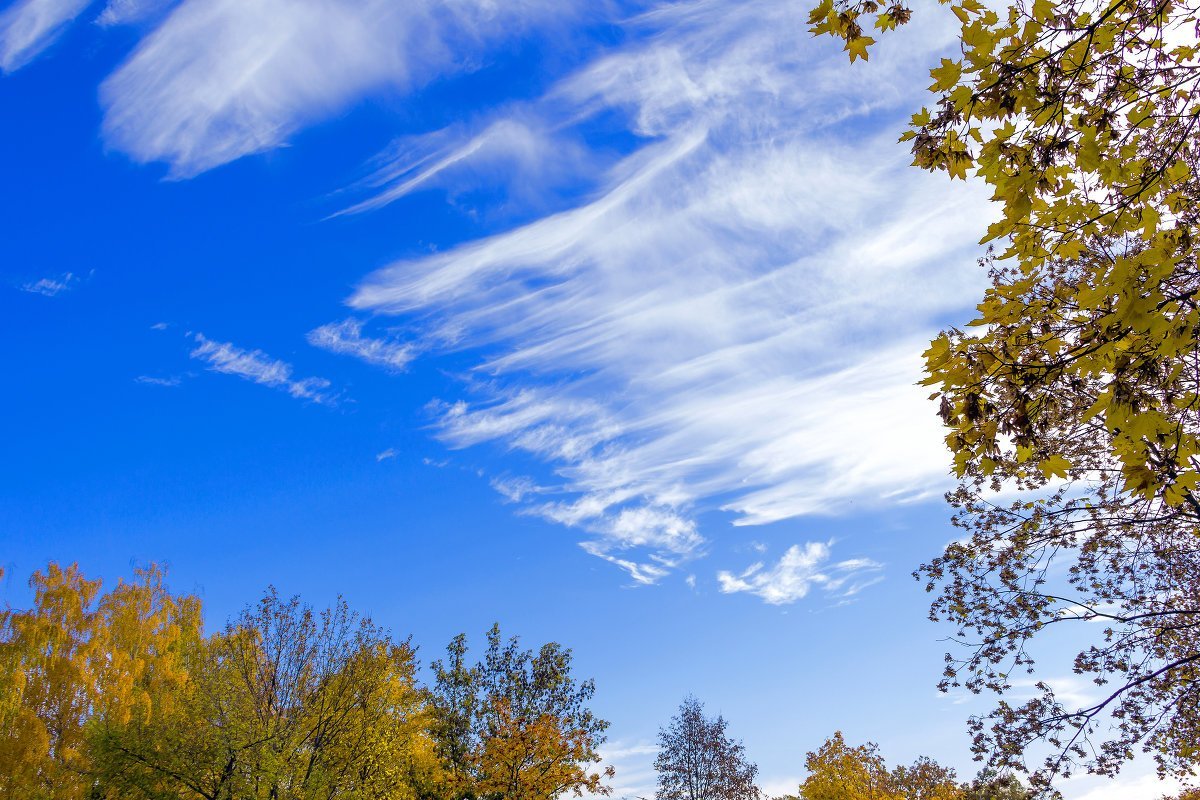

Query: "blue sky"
<box><xmin>0</xmin><ymin>1</ymin><xmax>1173</xmax><ymax>797</ymax></box>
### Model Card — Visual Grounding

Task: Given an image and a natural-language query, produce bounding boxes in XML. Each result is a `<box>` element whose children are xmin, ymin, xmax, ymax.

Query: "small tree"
<box><xmin>428</xmin><ymin>624</ymin><xmax>613</xmax><ymax>799</ymax></box>
<box><xmin>798</xmin><ymin>732</ymin><xmax>894</xmax><ymax>800</ymax></box>
<box><xmin>891</xmin><ymin>756</ymin><xmax>962</xmax><ymax>800</ymax></box>
<box><xmin>654</xmin><ymin>695</ymin><xmax>760</xmax><ymax>800</ymax></box>
<box><xmin>0</xmin><ymin>563</ymin><xmax>202</xmax><ymax>800</ymax></box>
<box><xmin>963</xmin><ymin>771</ymin><xmax>1032</xmax><ymax>800</ymax></box>
<box><xmin>798</xmin><ymin>732</ymin><xmax>965</xmax><ymax>800</ymax></box>
<box><xmin>89</xmin><ymin>588</ymin><xmax>438</xmax><ymax>800</ymax></box>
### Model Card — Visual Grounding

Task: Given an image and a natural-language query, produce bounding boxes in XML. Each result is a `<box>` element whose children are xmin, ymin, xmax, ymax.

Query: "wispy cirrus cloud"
<box><xmin>327</xmin><ymin>0</ymin><xmax>988</xmax><ymax>588</ymax></box>
<box><xmin>190</xmin><ymin>333</ymin><xmax>337</xmax><ymax>405</ymax></box>
<box><xmin>307</xmin><ymin>318</ymin><xmax>414</xmax><ymax>371</ymax></box>
<box><xmin>333</xmin><ymin>1</ymin><xmax>988</xmax><ymax>587</ymax></box>
<box><xmin>336</xmin><ymin>117</ymin><xmax>596</xmax><ymax>218</ymax></box>
<box><xmin>583</xmin><ymin>740</ymin><xmax>658</xmax><ymax>800</ymax></box>
<box><xmin>0</xmin><ymin>0</ymin><xmax>91</xmax><ymax>72</ymax></box>
<box><xmin>135</xmin><ymin>374</ymin><xmax>183</xmax><ymax>387</ymax></box>
<box><xmin>4</xmin><ymin>0</ymin><xmax>985</xmax><ymax>595</ymax></box>
<box><xmin>97</xmin><ymin>0</ymin><xmax>178</xmax><ymax>26</ymax></box>
<box><xmin>717</xmin><ymin>541</ymin><xmax>882</xmax><ymax>605</ymax></box>
<box><xmin>20</xmin><ymin>271</ymin><xmax>83</xmax><ymax>296</ymax></box>
<box><xmin>98</xmin><ymin>0</ymin><xmax>595</xmax><ymax>177</ymax></box>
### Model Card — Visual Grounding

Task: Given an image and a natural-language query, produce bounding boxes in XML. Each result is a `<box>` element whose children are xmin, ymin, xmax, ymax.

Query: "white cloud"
<box><xmin>2</xmin><ymin>0</ymin><xmax>988</xmax><ymax>594</ymax></box>
<box><xmin>0</xmin><ymin>0</ymin><xmax>90</xmax><ymax>72</ymax></box>
<box><xmin>375</xmin><ymin>447</ymin><xmax>397</xmax><ymax>461</ymax></box>
<box><xmin>1005</xmin><ymin>674</ymin><xmax>1103</xmax><ymax>714</ymax></box>
<box><xmin>337</xmin><ymin>117</ymin><xmax>596</xmax><ymax>218</ymax></box>
<box><xmin>716</xmin><ymin>541</ymin><xmax>882</xmax><ymax>605</ymax></box>
<box><xmin>1064</xmin><ymin>763</ymin><xmax>1185</xmax><ymax>800</ymax></box>
<box><xmin>99</xmin><ymin>0</ymin><xmax>584</xmax><ymax>176</ymax></box>
<box><xmin>580</xmin><ymin>740</ymin><xmax>659</xmax><ymax>800</ymax></box>
<box><xmin>97</xmin><ymin>0</ymin><xmax>177</xmax><ymax>26</ymax></box>
<box><xmin>20</xmin><ymin>271</ymin><xmax>81</xmax><ymax>296</ymax></box>
<box><xmin>307</xmin><ymin>318</ymin><xmax>414</xmax><ymax>371</ymax></box>
<box><xmin>490</xmin><ymin>475</ymin><xmax>547</xmax><ymax>503</ymax></box>
<box><xmin>577</xmin><ymin>506</ymin><xmax>704</xmax><ymax>585</ymax></box>
<box><xmin>189</xmin><ymin>332</ymin><xmax>336</xmax><ymax>404</ymax></box>
<box><xmin>580</xmin><ymin>545</ymin><xmax>672</xmax><ymax>586</ymax></box>
<box><xmin>135</xmin><ymin>374</ymin><xmax>182</xmax><ymax>387</ymax></box>
<box><xmin>343</xmin><ymin>0</ymin><xmax>989</xmax><ymax>588</ymax></box>
<box><xmin>759</xmin><ymin>775</ymin><xmax>805</xmax><ymax>799</ymax></box>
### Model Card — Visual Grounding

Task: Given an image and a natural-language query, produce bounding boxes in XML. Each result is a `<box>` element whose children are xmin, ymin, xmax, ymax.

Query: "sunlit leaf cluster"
<box><xmin>430</xmin><ymin>626</ymin><xmax>614</xmax><ymax>799</ymax></box>
<box><xmin>811</xmin><ymin>0</ymin><xmax>1200</xmax><ymax>792</ymax></box>
<box><xmin>792</xmin><ymin>732</ymin><xmax>1030</xmax><ymax>800</ymax></box>
<box><xmin>811</xmin><ymin>0</ymin><xmax>1200</xmax><ymax>497</ymax></box>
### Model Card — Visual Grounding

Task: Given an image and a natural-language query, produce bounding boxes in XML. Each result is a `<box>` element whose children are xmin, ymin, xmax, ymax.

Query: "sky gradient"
<box><xmin>0</xmin><ymin>0</ymin><xmax>1175</xmax><ymax>797</ymax></box>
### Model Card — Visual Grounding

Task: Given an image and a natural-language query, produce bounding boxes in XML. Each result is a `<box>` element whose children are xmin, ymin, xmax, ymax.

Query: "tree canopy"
<box><xmin>88</xmin><ymin>588</ymin><xmax>438</xmax><ymax>800</ymax></box>
<box><xmin>795</xmin><ymin>733</ymin><xmax>1029</xmax><ymax>800</ymax></box>
<box><xmin>811</xmin><ymin>0</ymin><xmax>1200</xmax><ymax>790</ymax></box>
<box><xmin>0</xmin><ymin>562</ymin><xmax>611</xmax><ymax>800</ymax></box>
<box><xmin>798</xmin><ymin>732</ymin><xmax>965</xmax><ymax>800</ymax></box>
<box><xmin>0</xmin><ymin>563</ymin><xmax>202</xmax><ymax>800</ymax></box>
<box><xmin>429</xmin><ymin>625</ymin><xmax>613</xmax><ymax>800</ymax></box>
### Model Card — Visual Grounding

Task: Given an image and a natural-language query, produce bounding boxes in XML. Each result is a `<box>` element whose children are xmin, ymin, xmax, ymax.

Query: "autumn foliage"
<box><xmin>0</xmin><ymin>563</ymin><xmax>611</xmax><ymax>800</ymax></box>
<box><xmin>811</xmin><ymin>0</ymin><xmax>1200</xmax><ymax>790</ymax></box>
<box><xmin>792</xmin><ymin>732</ymin><xmax>1029</xmax><ymax>800</ymax></box>
<box><xmin>0</xmin><ymin>563</ymin><xmax>201</xmax><ymax>800</ymax></box>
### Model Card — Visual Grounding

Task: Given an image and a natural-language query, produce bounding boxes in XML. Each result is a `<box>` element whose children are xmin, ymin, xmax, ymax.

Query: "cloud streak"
<box><xmin>582</xmin><ymin>741</ymin><xmax>658</xmax><ymax>800</ymax></box>
<box><xmin>0</xmin><ymin>0</ymin><xmax>90</xmax><ymax>72</ymax></box>
<box><xmin>97</xmin><ymin>0</ymin><xmax>178</xmax><ymax>26</ymax></box>
<box><xmin>307</xmin><ymin>318</ymin><xmax>414</xmax><ymax>371</ymax></box>
<box><xmin>135</xmin><ymin>375</ymin><xmax>183</xmax><ymax>387</ymax></box>
<box><xmin>20</xmin><ymin>271</ymin><xmax>82</xmax><ymax>296</ymax></box>
<box><xmin>98</xmin><ymin>0</ymin><xmax>589</xmax><ymax>176</ymax></box>
<box><xmin>190</xmin><ymin>333</ymin><xmax>337</xmax><ymax>404</ymax></box>
<box><xmin>1</xmin><ymin>0</ymin><xmax>988</xmax><ymax>594</ymax></box>
<box><xmin>332</xmin><ymin>0</ymin><xmax>990</xmax><ymax>587</ymax></box>
<box><xmin>717</xmin><ymin>541</ymin><xmax>883</xmax><ymax>605</ymax></box>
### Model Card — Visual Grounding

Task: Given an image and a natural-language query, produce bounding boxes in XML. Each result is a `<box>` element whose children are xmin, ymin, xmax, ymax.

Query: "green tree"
<box><xmin>962</xmin><ymin>771</ymin><xmax>1032</xmax><ymax>800</ymax></box>
<box><xmin>90</xmin><ymin>588</ymin><xmax>437</xmax><ymax>800</ymax></box>
<box><xmin>428</xmin><ymin>624</ymin><xmax>613</xmax><ymax>799</ymax></box>
<box><xmin>653</xmin><ymin>695</ymin><xmax>760</xmax><ymax>800</ymax></box>
<box><xmin>811</xmin><ymin>0</ymin><xmax>1200</xmax><ymax>789</ymax></box>
<box><xmin>891</xmin><ymin>757</ymin><xmax>963</xmax><ymax>800</ymax></box>
<box><xmin>429</xmin><ymin>633</ymin><xmax>479</xmax><ymax>796</ymax></box>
